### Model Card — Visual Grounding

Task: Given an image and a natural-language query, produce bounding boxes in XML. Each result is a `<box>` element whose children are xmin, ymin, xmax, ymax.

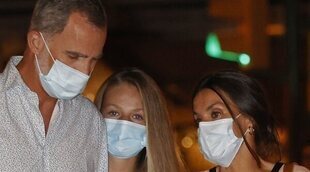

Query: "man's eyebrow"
<box><xmin>65</xmin><ymin>50</ymin><xmax>103</xmax><ymax>60</ymax></box>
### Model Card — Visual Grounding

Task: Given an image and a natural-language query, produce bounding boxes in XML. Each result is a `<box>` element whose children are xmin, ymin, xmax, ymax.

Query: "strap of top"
<box><xmin>271</xmin><ymin>162</ymin><xmax>284</xmax><ymax>172</ymax></box>
<box><xmin>209</xmin><ymin>167</ymin><xmax>217</xmax><ymax>172</ymax></box>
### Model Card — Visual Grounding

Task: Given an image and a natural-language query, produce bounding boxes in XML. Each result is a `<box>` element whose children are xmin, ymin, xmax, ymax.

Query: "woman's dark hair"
<box><xmin>193</xmin><ymin>70</ymin><xmax>281</xmax><ymax>165</ymax></box>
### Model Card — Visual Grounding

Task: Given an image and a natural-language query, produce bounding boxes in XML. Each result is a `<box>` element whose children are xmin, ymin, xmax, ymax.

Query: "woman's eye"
<box><xmin>211</xmin><ymin>111</ymin><xmax>221</xmax><ymax>119</ymax></box>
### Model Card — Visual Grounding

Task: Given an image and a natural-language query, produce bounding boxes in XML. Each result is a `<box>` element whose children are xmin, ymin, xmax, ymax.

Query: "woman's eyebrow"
<box><xmin>207</xmin><ymin>101</ymin><xmax>224</xmax><ymax>111</ymax></box>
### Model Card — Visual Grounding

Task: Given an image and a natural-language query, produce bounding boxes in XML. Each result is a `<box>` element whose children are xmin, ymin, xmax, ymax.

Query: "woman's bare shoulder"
<box><xmin>280</xmin><ymin>163</ymin><xmax>310</xmax><ymax>172</ymax></box>
<box><xmin>291</xmin><ymin>164</ymin><xmax>310</xmax><ymax>172</ymax></box>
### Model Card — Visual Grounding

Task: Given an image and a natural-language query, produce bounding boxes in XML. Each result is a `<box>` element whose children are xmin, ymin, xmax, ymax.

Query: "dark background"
<box><xmin>0</xmin><ymin>0</ymin><xmax>309</xmax><ymax>170</ymax></box>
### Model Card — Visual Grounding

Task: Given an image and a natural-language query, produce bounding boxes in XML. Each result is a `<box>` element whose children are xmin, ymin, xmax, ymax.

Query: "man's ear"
<box><xmin>27</xmin><ymin>31</ymin><xmax>43</xmax><ymax>55</ymax></box>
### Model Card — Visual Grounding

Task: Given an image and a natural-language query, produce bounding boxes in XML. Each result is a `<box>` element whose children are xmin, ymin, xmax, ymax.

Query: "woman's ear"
<box><xmin>233</xmin><ymin>114</ymin><xmax>255</xmax><ymax>137</ymax></box>
<box><xmin>27</xmin><ymin>31</ymin><xmax>43</xmax><ymax>55</ymax></box>
<box><xmin>244</xmin><ymin>117</ymin><xmax>255</xmax><ymax>135</ymax></box>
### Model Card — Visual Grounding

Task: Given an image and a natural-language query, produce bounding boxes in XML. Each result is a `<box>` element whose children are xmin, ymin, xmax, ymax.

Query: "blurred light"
<box><xmin>181</xmin><ymin>136</ymin><xmax>194</xmax><ymax>149</ymax></box>
<box><xmin>204</xmin><ymin>32</ymin><xmax>251</xmax><ymax>66</ymax></box>
<box><xmin>219</xmin><ymin>51</ymin><xmax>239</xmax><ymax>62</ymax></box>
<box><xmin>238</xmin><ymin>53</ymin><xmax>251</xmax><ymax>66</ymax></box>
<box><xmin>266</xmin><ymin>23</ymin><xmax>285</xmax><ymax>36</ymax></box>
<box><xmin>205</xmin><ymin>32</ymin><xmax>222</xmax><ymax>57</ymax></box>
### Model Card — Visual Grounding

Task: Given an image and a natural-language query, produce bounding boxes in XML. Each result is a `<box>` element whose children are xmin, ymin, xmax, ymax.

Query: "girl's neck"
<box><xmin>109</xmin><ymin>155</ymin><xmax>137</xmax><ymax>172</ymax></box>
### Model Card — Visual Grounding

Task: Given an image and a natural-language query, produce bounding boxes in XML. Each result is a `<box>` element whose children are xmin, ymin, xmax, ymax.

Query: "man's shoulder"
<box><xmin>0</xmin><ymin>63</ymin><xmax>8</xmax><ymax>92</ymax></box>
<box><xmin>0</xmin><ymin>56</ymin><xmax>23</xmax><ymax>93</ymax></box>
<box><xmin>0</xmin><ymin>67</ymin><xmax>12</xmax><ymax>94</ymax></box>
<box><xmin>74</xmin><ymin>95</ymin><xmax>94</xmax><ymax>104</ymax></box>
<box><xmin>61</xmin><ymin>95</ymin><xmax>103</xmax><ymax>127</ymax></box>
<box><xmin>0</xmin><ymin>73</ymin><xmax>4</xmax><ymax>91</ymax></box>
<box><xmin>66</xmin><ymin>95</ymin><xmax>101</xmax><ymax>115</ymax></box>
<box><xmin>74</xmin><ymin>95</ymin><xmax>97</xmax><ymax>108</ymax></box>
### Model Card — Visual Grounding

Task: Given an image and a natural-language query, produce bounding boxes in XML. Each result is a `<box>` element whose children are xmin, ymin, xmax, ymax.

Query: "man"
<box><xmin>0</xmin><ymin>0</ymin><xmax>108</xmax><ymax>171</ymax></box>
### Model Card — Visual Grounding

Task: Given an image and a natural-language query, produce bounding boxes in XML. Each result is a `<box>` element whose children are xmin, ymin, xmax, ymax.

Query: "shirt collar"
<box><xmin>3</xmin><ymin>56</ymin><xmax>38</xmax><ymax>99</ymax></box>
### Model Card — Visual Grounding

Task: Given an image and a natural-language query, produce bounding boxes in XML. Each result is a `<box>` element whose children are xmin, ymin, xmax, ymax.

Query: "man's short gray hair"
<box><xmin>30</xmin><ymin>0</ymin><xmax>107</xmax><ymax>35</ymax></box>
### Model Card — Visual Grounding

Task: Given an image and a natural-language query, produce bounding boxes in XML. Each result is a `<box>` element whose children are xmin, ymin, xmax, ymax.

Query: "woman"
<box><xmin>95</xmin><ymin>68</ymin><xmax>183</xmax><ymax>172</ymax></box>
<box><xmin>192</xmin><ymin>70</ymin><xmax>309</xmax><ymax>172</ymax></box>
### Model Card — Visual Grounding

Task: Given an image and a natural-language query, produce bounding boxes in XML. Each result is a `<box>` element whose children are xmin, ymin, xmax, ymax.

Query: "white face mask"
<box><xmin>105</xmin><ymin>118</ymin><xmax>147</xmax><ymax>159</ymax></box>
<box><xmin>198</xmin><ymin>118</ymin><xmax>248</xmax><ymax>167</ymax></box>
<box><xmin>35</xmin><ymin>32</ymin><xmax>90</xmax><ymax>99</ymax></box>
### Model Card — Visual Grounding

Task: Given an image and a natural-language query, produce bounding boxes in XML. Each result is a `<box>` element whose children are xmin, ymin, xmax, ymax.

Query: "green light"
<box><xmin>220</xmin><ymin>51</ymin><xmax>239</xmax><ymax>62</ymax></box>
<box><xmin>205</xmin><ymin>33</ymin><xmax>221</xmax><ymax>57</ymax></box>
<box><xmin>238</xmin><ymin>53</ymin><xmax>251</xmax><ymax>66</ymax></box>
<box><xmin>204</xmin><ymin>32</ymin><xmax>251</xmax><ymax>66</ymax></box>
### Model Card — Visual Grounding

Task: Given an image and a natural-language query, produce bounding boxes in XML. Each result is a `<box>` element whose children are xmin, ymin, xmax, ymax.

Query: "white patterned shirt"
<box><xmin>0</xmin><ymin>56</ymin><xmax>108</xmax><ymax>172</ymax></box>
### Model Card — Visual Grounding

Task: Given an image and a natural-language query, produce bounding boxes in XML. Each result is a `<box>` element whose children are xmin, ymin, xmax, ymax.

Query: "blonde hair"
<box><xmin>95</xmin><ymin>68</ymin><xmax>182</xmax><ymax>172</ymax></box>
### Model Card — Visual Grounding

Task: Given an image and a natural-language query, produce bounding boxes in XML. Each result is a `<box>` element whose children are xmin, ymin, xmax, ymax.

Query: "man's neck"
<box><xmin>17</xmin><ymin>52</ymin><xmax>57</xmax><ymax>135</ymax></box>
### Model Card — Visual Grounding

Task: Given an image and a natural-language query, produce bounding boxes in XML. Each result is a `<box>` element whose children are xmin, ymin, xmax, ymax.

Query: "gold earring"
<box><xmin>249</xmin><ymin>127</ymin><xmax>255</xmax><ymax>135</ymax></box>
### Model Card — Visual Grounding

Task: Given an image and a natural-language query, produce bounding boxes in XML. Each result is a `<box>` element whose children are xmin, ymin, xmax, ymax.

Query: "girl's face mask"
<box><xmin>105</xmin><ymin>118</ymin><xmax>147</xmax><ymax>159</ymax></box>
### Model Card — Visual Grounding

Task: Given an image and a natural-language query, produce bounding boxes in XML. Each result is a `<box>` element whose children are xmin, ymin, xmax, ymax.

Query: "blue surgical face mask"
<box><xmin>198</xmin><ymin>115</ymin><xmax>249</xmax><ymax>167</ymax></box>
<box><xmin>105</xmin><ymin>118</ymin><xmax>147</xmax><ymax>159</ymax></box>
<box><xmin>35</xmin><ymin>32</ymin><xmax>90</xmax><ymax>99</ymax></box>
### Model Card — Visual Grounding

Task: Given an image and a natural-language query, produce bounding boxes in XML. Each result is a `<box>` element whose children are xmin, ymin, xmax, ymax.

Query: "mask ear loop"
<box><xmin>235</xmin><ymin>113</ymin><xmax>255</xmax><ymax>136</ymax></box>
<box><xmin>34</xmin><ymin>32</ymin><xmax>54</xmax><ymax>75</ymax></box>
<box><xmin>235</xmin><ymin>113</ymin><xmax>242</xmax><ymax>119</ymax></box>
<box><xmin>38</xmin><ymin>32</ymin><xmax>68</xmax><ymax>77</ymax></box>
<box><xmin>39</xmin><ymin>32</ymin><xmax>56</xmax><ymax>62</ymax></box>
<box><xmin>210</xmin><ymin>87</ymin><xmax>262</xmax><ymax>168</ymax></box>
<box><xmin>34</xmin><ymin>54</ymin><xmax>44</xmax><ymax>75</ymax></box>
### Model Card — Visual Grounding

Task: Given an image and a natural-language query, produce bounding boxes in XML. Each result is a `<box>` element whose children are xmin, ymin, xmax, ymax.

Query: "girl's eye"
<box><xmin>132</xmin><ymin>114</ymin><xmax>144</xmax><ymax>121</ymax></box>
<box><xmin>211</xmin><ymin>111</ymin><xmax>222</xmax><ymax>120</ymax></box>
<box><xmin>106</xmin><ymin>111</ymin><xmax>119</xmax><ymax>117</ymax></box>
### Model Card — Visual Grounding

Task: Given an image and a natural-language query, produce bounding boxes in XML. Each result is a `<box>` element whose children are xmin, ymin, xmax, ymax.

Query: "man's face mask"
<box><xmin>35</xmin><ymin>32</ymin><xmax>90</xmax><ymax>99</ymax></box>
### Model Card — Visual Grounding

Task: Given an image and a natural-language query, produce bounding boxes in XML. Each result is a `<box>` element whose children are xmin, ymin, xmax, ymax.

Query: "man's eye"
<box><xmin>211</xmin><ymin>111</ymin><xmax>221</xmax><ymax>120</ymax></box>
<box><xmin>68</xmin><ymin>55</ymin><xmax>79</xmax><ymax>59</ymax></box>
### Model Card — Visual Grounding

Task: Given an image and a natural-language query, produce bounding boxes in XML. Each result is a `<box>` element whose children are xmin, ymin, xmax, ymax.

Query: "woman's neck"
<box><xmin>218</xmin><ymin>144</ymin><xmax>262</xmax><ymax>172</ymax></box>
<box><xmin>216</xmin><ymin>144</ymin><xmax>277</xmax><ymax>172</ymax></box>
<box><xmin>109</xmin><ymin>155</ymin><xmax>137</xmax><ymax>172</ymax></box>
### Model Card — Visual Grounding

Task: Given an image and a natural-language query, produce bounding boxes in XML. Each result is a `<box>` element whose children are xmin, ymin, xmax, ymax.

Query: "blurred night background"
<box><xmin>0</xmin><ymin>0</ymin><xmax>309</xmax><ymax>171</ymax></box>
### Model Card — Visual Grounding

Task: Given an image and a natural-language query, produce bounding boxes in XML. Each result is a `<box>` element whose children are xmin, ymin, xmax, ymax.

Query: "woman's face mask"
<box><xmin>35</xmin><ymin>32</ymin><xmax>90</xmax><ymax>99</ymax></box>
<box><xmin>198</xmin><ymin>117</ymin><xmax>249</xmax><ymax>167</ymax></box>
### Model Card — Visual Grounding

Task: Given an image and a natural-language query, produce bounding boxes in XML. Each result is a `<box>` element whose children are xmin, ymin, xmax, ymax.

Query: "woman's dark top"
<box><xmin>209</xmin><ymin>162</ymin><xmax>284</xmax><ymax>172</ymax></box>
